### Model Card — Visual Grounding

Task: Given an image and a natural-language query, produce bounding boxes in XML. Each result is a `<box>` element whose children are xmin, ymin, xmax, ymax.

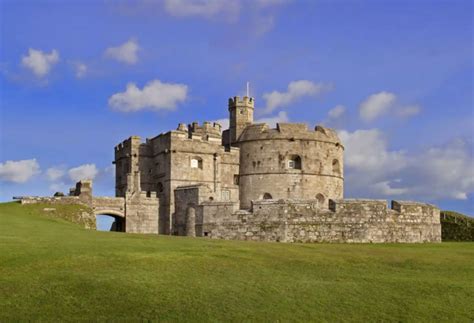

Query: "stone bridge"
<box><xmin>18</xmin><ymin>179</ymin><xmax>159</xmax><ymax>234</ymax></box>
<box><xmin>92</xmin><ymin>197</ymin><xmax>125</xmax><ymax>218</ymax></box>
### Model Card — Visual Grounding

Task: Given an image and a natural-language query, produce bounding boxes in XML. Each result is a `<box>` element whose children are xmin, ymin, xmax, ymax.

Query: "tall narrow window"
<box><xmin>316</xmin><ymin>193</ymin><xmax>325</xmax><ymax>205</ymax></box>
<box><xmin>332</xmin><ymin>159</ymin><xmax>341</xmax><ymax>176</ymax></box>
<box><xmin>222</xmin><ymin>190</ymin><xmax>230</xmax><ymax>201</ymax></box>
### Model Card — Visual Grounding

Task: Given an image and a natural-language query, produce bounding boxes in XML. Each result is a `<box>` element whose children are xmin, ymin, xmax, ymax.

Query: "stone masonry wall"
<box><xmin>200</xmin><ymin>199</ymin><xmax>441</xmax><ymax>243</ymax></box>
<box><xmin>174</xmin><ymin>185</ymin><xmax>441</xmax><ymax>243</ymax></box>
<box><xmin>125</xmin><ymin>191</ymin><xmax>159</xmax><ymax>234</ymax></box>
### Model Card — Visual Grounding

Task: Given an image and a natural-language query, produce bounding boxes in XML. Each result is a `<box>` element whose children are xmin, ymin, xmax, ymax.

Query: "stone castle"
<box><xmin>20</xmin><ymin>95</ymin><xmax>441</xmax><ymax>243</ymax></box>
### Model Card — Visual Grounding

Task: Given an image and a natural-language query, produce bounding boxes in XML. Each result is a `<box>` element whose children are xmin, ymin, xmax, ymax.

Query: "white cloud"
<box><xmin>46</xmin><ymin>166</ymin><xmax>65</xmax><ymax>182</ymax></box>
<box><xmin>164</xmin><ymin>0</ymin><xmax>240</xmax><ymax>20</ymax></box>
<box><xmin>49</xmin><ymin>182</ymin><xmax>68</xmax><ymax>193</ymax></box>
<box><xmin>74</xmin><ymin>62</ymin><xmax>87</xmax><ymax>78</ymax></box>
<box><xmin>404</xmin><ymin>139</ymin><xmax>474</xmax><ymax>200</ymax></box>
<box><xmin>254</xmin><ymin>15</ymin><xmax>275</xmax><ymax>36</ymax></box>
<box><xmin>262</xmin><ymin>80</ymin><xmax>332</xmax><ymax>114</ymax></box>
<box><xmin>212</xmin><ymin>111</ymin><xmax>289</xmax><ymax>130</ymax></box>
<box><xmin>359</xmin><ymin>91</ymin><xmax>396</xmax><ymax>122</ymax></box>
<box><xmin>396</xmin><ymin>105</ymin><xmax>421</xmax><ymax>118</ymax></box>
<box><xmin>359</xmin><ymin>91</ymin><xmax>422</xmax><ymax>122</ymax></box>
<box><xmin>68</xmin><ymin>164</ymin><xmax>99</xmax><ymax>182</ymax></box>
<box><xmin>0</xmin><ymin>159</ymin><xmax>41</xmax><ymax>183</ymax></box>
<box><xmin>372</xmin><ymin>180</ymin><xmax>408</xmax><ymax>196</ymax></box>
<box><xmin>340</xmin><ymin>129</ymin><xmax>474</xmax><ymax>201</ymax></box>
<box><xmin>212</xmin><ymin>118</ymin><xmax>229</xmax><ymax>130</ymax></box>
<box><xmin>21</xmin><ymin>49</ymin><xmax>59</xmax><ymax>77</ymax></box>
<box><xmin>105</xmin><ymin>39</ymin><xmax>140</xmax><ymax>64</ymax></box>
<box><xmin>339</xmin><ymin>129</ymin><xmax>407</xmax><ymax>178</ymax></box>
<box><xmin>109</xmin><ymin>79</ymin><xmax>188</xmax><ymax>112</ymax></box>
<box><xmin>328</xmin><ymin>105</ymin><xmax>346</xmax><ymax>119</ymax></box>
<box><xmin>256</xmin><ymin>111</ymin><xmax>289</xmax><ymax>127</ymax></box>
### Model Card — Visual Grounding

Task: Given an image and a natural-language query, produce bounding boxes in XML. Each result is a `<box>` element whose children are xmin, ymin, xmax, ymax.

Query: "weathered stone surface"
<box><xmin>174</xmin><ymin>187</ymin><xmax>441</xmax><ymax>243</ymax></box>
<box><xmin>19</xmin><ymin>177</ymin><xmax>159</xmax><ymax>234</ymax></box>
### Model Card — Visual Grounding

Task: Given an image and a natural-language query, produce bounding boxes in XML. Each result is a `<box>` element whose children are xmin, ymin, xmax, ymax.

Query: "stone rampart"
<box><xmin>174</xmin><ymin>186</ymin><xmax>441</xmax><ymax>243</ymax></box>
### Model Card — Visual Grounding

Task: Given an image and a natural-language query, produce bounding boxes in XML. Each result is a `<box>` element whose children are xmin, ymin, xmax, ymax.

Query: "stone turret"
<box><xmin>228</xmin><ymin>96</ymin><xmax>254</xmax><ymax>144</ymax></box>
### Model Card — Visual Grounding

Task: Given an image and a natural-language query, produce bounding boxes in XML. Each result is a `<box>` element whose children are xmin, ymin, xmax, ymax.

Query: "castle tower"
<box><xmin>228</xmin><ymin>96</ymin><xmax>254</xmax><ymax>144</ymax></box>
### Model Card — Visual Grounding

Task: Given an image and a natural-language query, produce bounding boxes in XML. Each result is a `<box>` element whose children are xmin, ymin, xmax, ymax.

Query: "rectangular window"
<box><xmin>222</xmin><ymin>190</ymin><xmax>230</xmax><ymax>201</ymax></box>
<box><xmin>191</xmin><ymin>159</ymin><xmax>199</xmax><ymax>168</ymax></box>
<box><xmin>288</xmin><ymin>160</ymin><xmax>295</xmax><ymax>169</ymax></box>
<box><xmin>233</xmin><ymin>175</ymin><xmax>239</xmax><ymax>185</ymax></box>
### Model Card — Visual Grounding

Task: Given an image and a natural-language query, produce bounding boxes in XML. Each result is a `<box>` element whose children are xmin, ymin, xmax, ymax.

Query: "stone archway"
<box><xmin>94</xmin><ymin>210</ymin><xmax>125</xmax><ymax>232</ymax></box>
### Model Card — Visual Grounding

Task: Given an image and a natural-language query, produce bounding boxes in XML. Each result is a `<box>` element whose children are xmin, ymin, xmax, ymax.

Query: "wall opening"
<box><xmin>222</xmin><ymin>190</ymin><xmax>230</xmax><ymax>201</ymax></box>
<box><xmin>288</xmin><ymin>155</ymin><xmax>302</xmax><ymax>169</ymax></box>
<box><xmin>332</xmin><ymin>159</ymin><xmax>341</xmax><ymax>176</ymax></box>
<box><xmin>191</xmin><ymin>157</ymin><xmax>203</xmax><ymax>169</ymax></box>
<box><xmin>263</xmin><ymin>193</ymin><xmax>273</xmax><ymax>200</ymax></box>
<box><xmin>96</xmin><ymin>214</ymin><xmax>125</xmax><ymax>232</ymax></box>
<box><xmin>316</xmin><ymin>193</ymin><xmax>325</xmax><ymax>205</ymax></box>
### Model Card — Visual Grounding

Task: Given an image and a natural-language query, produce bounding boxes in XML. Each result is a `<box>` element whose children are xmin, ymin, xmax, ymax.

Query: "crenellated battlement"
<box><xmin>237</xmin><ymin>122</ymin><xmax>342</xmax><ymax>145</ymax></box>
<box><xmin>114</xmin><ymin>136</ymin><xmax>141</xmax><ymax>152</ymax></box>
<box><xmin>173</xmin><ymin>190</ymin><xmax>441</xmax><ymax>243</ymax></box>
<box><xmin>228</xmin><ymin>96</ymin><xmax>254</xmax><ymax>108</ymax></box>
<box><xmin>188</xmin><ymin>121</ymin><xmax>222</xmax><ymax>135</ymax></box>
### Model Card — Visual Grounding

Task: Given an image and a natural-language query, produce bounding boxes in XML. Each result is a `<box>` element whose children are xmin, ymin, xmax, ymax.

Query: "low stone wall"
<box><xmin>20</xmin><ymin>196</ymin><xmax>83</xmax><ymax>205</ymax></box>
<box><xmin>173</xmin><ymin>188</ymin><xmax>441</xmax><ymax>243</ymax></box>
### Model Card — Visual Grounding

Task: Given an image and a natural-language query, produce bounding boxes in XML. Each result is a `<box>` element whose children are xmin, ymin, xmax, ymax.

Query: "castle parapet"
<box><xmin>329</xmin><ymin>199</ymin><xmax>388</xmax><ymax>213</ymax></box>
<box><xmin>187</xmin><ymin>121</ymin><xmax>222</xmax><ymax>142</ymax></box>
<box><xmin>228</xmin><ymin>96</ymin><xmax>254</xmax><ymax>108</ymax></box>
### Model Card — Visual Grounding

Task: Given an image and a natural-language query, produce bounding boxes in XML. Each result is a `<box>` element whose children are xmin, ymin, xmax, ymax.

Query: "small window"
<box><xmin>332</xmin><ymin>159</ymin><xmax>341</xmax><ymax>175</ymax></box>
<box><xmin>316</xmin><ymin>193</ymin><xmax>325</xmax><ymax>205</ymax></box>
<box><xmin>222</xmin><ymin>190</ymin><xmax>230</xmax><ymax>201</ymax></box>
<box><xmin>240</xmin><ymin>109</ymin><xmax>244</xmax><ymax>114</ymax></box>
<box><xmin>233</xmin><ymin>175</ymin><xmax>239</xmax><ymax>185</ymax></box>
<box><xmin>157</xmin><ymin>182</ymin><xmax>163</xmax><ymax>193</ymax></box>
<box><xmin>263</xmin><ymin>193</ymin><xmax>272</xmax><ymax>200</ymax></box>
<box><xmin>287</xmin><ymin>155</ymin><xmax>302</xmax><ymax>169</ymax></box>
<box><xmin>191</xmin><ymin>157</ymin><xmax>203</xmax><ymax>169</ymax></box>
<box><xmin>146</xmin><ymin>191</ymin><xmax>151</xmax><ymax>197</ymax></box>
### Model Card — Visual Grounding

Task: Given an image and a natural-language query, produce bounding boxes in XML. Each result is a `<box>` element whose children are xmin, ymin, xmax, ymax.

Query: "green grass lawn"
<box><xmin>1</xmin><ymin>202</ymin><xmax>473</xmax><ymax>322</ymax></box>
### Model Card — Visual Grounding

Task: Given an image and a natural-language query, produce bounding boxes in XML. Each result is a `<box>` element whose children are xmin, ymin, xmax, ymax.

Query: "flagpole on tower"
<box><xmin>246</xmin><ymin>81</ymin><xmax>250</xmax><ymax>97</ymax></box>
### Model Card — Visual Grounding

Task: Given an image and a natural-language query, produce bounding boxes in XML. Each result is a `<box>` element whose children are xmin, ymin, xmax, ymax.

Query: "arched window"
<box><xmin>332</xmin><ymin>159</ymin><xmax>341</xmax><ymax>176</ymax></box>
<box><xmin>263</xmin><ymin>193</ymin><xmax>273</xmax><ymax>200</ymax></box>
<box><xmin>157</xmin><ymin>182</ymin><xmax>164</xmax><ymax>193</ymax></box>
<box><xmin>191</xmin><ymin>157</ymin><xmax>203</xmax><ymax>169</ymax></box>
<box><xmin>288</xmin><ymin>155</ymin><xmax>302</xmax><ymax>169</ymax></box>
<box><xmin>316</xmin><ymin>193</ymin><xmax>325</xmax><ymax>205</ymax></box>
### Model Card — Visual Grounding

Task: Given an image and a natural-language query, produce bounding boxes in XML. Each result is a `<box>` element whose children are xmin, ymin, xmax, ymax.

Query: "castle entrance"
<box><xmin>95</xmin><ymin>214</ymin><xmax>125</xmax><ymax>232</ymax></box>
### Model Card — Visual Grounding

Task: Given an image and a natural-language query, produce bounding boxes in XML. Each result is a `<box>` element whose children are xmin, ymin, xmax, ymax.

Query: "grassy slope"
<box><xmin>0</xmin><ymin>202</ymin><xmax>473</xmax><ymax>322</ymax></box>
<box><xmin>441</xmin><ymin>211</ymin><xmax>474</xmax><ymax>241</ymax></box>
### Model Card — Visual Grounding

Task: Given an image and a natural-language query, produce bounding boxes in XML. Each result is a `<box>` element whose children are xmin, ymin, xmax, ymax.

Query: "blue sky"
<box><xmin>1</xmin><ymin>0</ymin><xmax>473</xmax><ymax>222</ymax></box>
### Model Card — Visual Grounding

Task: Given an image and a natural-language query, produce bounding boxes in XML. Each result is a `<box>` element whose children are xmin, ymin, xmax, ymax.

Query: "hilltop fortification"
<box><xmin>20</xmin><ymin>94</ymin><xmax>441</xmax><ymax>243</ymax></box>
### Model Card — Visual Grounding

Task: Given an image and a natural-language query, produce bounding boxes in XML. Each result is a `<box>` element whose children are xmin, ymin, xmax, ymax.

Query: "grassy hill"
<box><xmin>441</xmin><ymin>211</ymin><xmax>474</xmax><ymax>241</ymax></box>
<box><xmin>0</xmin><ymin>202</ymin><xmax>473</xmax><ymax>322</ymax></box>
